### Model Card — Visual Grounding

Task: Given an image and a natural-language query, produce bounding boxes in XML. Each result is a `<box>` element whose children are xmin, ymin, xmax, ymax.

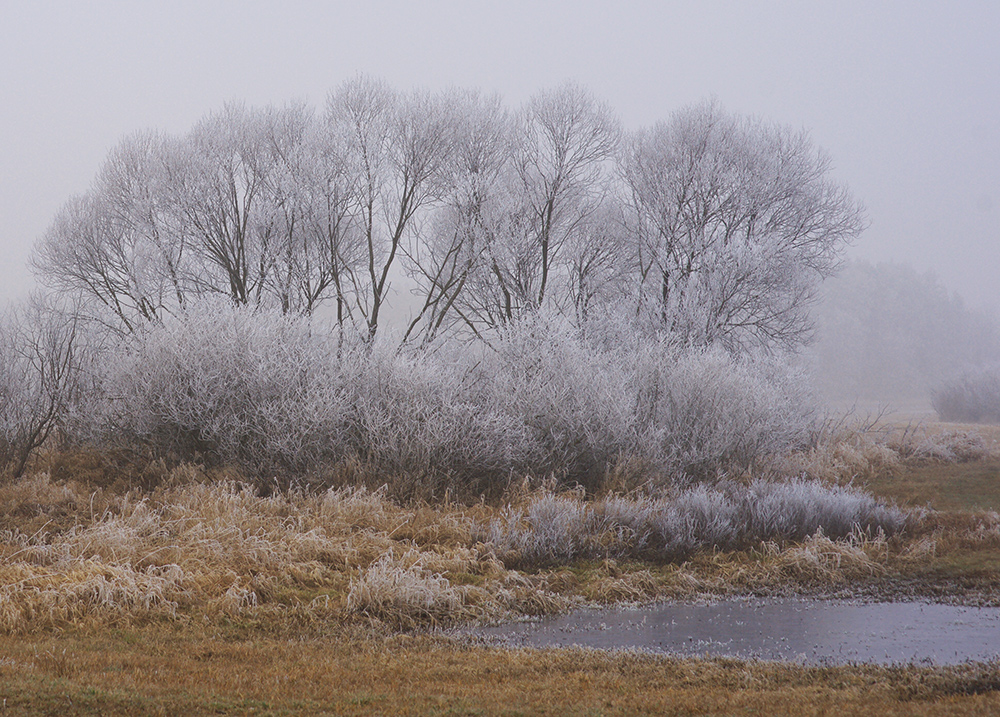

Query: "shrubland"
<box><xmin>37</xmin><ymin>301</ymin><xmax>817</xmax><ymax>498</ymax></box>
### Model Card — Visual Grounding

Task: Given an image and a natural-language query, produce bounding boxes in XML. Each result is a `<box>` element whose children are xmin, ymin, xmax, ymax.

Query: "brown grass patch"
<box><xmin>0</xmin><ymin>624</ymin><xmax>999</xmax><ymax>715</ymax></box>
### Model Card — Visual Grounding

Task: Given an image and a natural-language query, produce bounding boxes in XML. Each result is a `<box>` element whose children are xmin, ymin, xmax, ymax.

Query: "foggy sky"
<box><xmin>2</xmin><ymin>1</ymin><xmax>998</xmax><ymax>311</ymax></box>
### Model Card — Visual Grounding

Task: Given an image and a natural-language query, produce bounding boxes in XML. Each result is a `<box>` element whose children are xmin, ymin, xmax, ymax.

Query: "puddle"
<box><xmin>468</xmin><ymin>599</ymin><xmax>1000</xmax><ymax>665</ymax></box>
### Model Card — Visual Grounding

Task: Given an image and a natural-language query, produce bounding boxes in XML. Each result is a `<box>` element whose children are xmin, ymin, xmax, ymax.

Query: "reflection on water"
<box><xmin>470</xmin><ymin>599</ymin><xmax>1000</xmax><ymax>665</ymax></box>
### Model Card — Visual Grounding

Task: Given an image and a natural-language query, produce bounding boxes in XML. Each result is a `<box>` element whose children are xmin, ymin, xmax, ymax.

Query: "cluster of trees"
<box><xmin>33</xmin><ymin>77</ymin><xmax>865</xmax><ymax>352</ymax></box>
<box><xmin>932</xmin><ymin>365</ymin><xmax>1000</xmax><ymax>423</ymax></box>
<box><xmin>1</xmin><ymin>79</ymin><xmax>871</xmax><ymax>487</ymax></box>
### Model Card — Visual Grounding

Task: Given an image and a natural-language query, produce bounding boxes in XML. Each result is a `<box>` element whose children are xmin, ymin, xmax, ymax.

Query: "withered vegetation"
<box><xmin>0</xmin><ymin>423</ymin><xmax>998</xmax><ymax>714</ymax></box>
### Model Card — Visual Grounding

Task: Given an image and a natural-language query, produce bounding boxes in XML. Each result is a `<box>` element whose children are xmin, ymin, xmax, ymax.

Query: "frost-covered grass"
<box><xmin>0</xmin><ymin>445</ymin><xmax>920</xmax><ymax>634</ymax></box>
<box><xmin>0</xmin><ymin>470</ymin><xmax>571</xmax><ymax>632</ymax></box>
<box><xmin>1</xmin><ymin>439</ymin><xmax>1000</xmax><ymax>636</ymax></box>
<box><xmin>481</xmin><ymin>479</ymin><xmax>905</xmax><ymax>567</ymax></box>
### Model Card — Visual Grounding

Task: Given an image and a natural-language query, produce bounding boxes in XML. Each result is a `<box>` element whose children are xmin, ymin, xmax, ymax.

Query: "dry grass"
<box><xmin>1</xmin><ymin>429</ymin><xmax>998</xmax><ymax>637</ymax></box>
<box><xmin>2</xmin><ymin>432</ymin><xmax>1000</xmax><ymax>713</ymax></box>
<box><xmin>1</xmin><ymin>624</ymin><xmax>999</xmax><ymax>715</ymax></box>
<box><xmin>775</xmin><ymin>417</ymin><xmax>999</xmax><ymax>485</ymax></box>
<box><xmin>0</xmin><ymin>468</ymin><xmax>593</xmax><ymax>633</ymax></box>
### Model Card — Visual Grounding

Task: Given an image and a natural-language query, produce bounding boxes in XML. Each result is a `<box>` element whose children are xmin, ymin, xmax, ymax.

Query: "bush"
<box><xmin>630</xmin><ymin>342</ymin><xmax>815</xmax><ymax>480</ymax></box>
<box><xmin>0</xmin><ymin>297</ymin><xmax>90</xmax><ymax>479</ymax></box>
<box><xmin>69</xmin><ymin>303</ymin><xmax>818</xmax><ymax>495</ymax></box>
<box><xmin>77</xmin><ymin>298</ymin><xmax>352</xmax><ymax>471</ymax></box>
<box><xmin>932</xmin><ymin>366</ymin><xmax>1000</xmax><ymax>424</ymax></box>
<box><xmin>481</xmin><ymin>479</ymin><xmax>905</xmax><ymax>567</ymax></box>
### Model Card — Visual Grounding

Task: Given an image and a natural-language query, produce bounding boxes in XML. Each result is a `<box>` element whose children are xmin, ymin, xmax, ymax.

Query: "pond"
<box><xmin>468</xmin><ymin>598</ymin><xmax>1000</xmax><ymax>665</ymax></box>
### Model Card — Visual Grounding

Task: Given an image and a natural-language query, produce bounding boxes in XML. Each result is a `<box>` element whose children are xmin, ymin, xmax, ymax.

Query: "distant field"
<box><xmin>863</xmin><ymin>420</ymin><xmax>1000</xmax><ymax>511</ymax></box>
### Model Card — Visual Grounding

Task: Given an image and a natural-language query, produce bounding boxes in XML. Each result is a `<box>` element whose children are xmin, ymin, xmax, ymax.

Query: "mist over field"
<box><xmin>812</xmin><ymin>259</ymin><xmax>1000</xmax><ymax>413</ymax></box>
<box><xmin>6</xmin><ymin>11</ymin><xmax>1000</xmax><ymax>712</ymax></box>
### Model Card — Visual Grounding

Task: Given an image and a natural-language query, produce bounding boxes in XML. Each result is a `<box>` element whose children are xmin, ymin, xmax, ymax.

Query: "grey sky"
<box><xmin>2</xmin><ymin>1</ymin><xmax>998</xmax><ymax>311</ymax></box>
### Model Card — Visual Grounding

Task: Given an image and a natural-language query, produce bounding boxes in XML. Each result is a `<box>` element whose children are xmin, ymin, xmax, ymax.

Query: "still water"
<box><xmin>470</xmin><ymin>598</ymin><xmax>1000</xmax><ymax>665</ymax></box>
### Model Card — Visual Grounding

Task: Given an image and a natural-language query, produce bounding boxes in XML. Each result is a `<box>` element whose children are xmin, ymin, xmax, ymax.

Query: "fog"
<box><xmin>2</xmin><ymin>1</ymin><xmax>998</xmax><ymax>408</ymax></box>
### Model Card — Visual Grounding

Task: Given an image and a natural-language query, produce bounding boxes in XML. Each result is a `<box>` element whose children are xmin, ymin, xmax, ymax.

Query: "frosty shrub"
<box><xmin>79</xmin><ymin>298</ymin><xmax>352</xmax><ymax>471</ymax></box>
<box><xmin>73</xmin><ymin>302</ymin><xmax>817</xmax><ymax>495</ymax></box>
<box><xmin>629</xmin><ymin>341</ymin><xmax>816</xmax><ymax>480</ymax></box>
<box><xmin>480</xmin><ymin>314</ymin><xmax>636</xmax><ymax>485</ymax></box>
<box><xmin>0</xmin><ymin>297</ymin><xmax>92</xmax><ymax>479</ymax></box>
<box><xmin>482</xmin><ymin>479</ymin><xmax>905</xmax><ymax>567</ymax></box>
<box><xmin>932</xmin><ymin>366</ymin><xmax>1000</xmax><ymax>424</ymax></box>
<box><xmin>478</xmin><ymin>313</ymin><xmax>816</xmax><ymax>486</ymax></box>
<box><xmin>77</xmin><ymin>301</ymin><xmax>536</xmax><ymax>492</ymax></box>
<box><xmin>338</xmin><ymin>339</ymin><xmax>534</xmax><ymax>496</ymax></box>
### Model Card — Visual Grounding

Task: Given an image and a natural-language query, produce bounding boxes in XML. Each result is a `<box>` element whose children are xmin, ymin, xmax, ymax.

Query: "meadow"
<box><xmin>1</xmin><ymin>420</ymin><xmax>999</xmax><ymax>715</ymax></box>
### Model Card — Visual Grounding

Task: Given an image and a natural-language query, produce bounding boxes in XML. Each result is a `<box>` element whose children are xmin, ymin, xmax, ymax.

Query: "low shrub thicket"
<box><xmin>481</xmin><ymin>479</ymin><xmax>905</xmax><ymax>567</ymax></box>
<box><xmin>0</xmin><ymin>298</ymin><xmax>89</xmax><ymax>479</ymax></box>
<box><xmin>932</xmin><ymin>366</ymin><xmax>1000</xmax><ymax>424</ymax></box>
<box><xmin>64</xmin><ymin>302</ymin><xmax>815</xmax><ymax>495</ymax></box>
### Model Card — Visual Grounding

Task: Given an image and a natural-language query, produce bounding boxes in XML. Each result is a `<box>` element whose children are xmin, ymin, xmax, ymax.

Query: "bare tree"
<box><xmin>421</xmin><ymin>83</ymin><xmax>622</xmax><ymax>336</ymax></box>
<box><xmin>249</xmin><ymin>103</ymin><xmax>364</xmax><ymax>316</ymax></box>
<box><xmin>620</xmin><ymin>99</ymin><xmax>867</xmax><ymax>351</ymax></box>
<box><xmin>402</xmin><ymin>91</ymin><xmax>514</xmax><ymax>343</ymax></box>
<box><xmin>171</xmin><ymin>103</ymin><xmax>280</xmax><ymax>306</ymax></box>
<box><xmin>32</xmin><ymin>132</ymin><xmax>185</xmax><ymax>332</ymax></box>
<box><xmin>517</xmin><ymin>82</ymin><xmax>621</xmax><ymax>310</ymax></box>
<box><xmin>33</xmin><ymin>84</ymin><xmax>864</xmax><ymax>356</ymax></box>
<box><xmin>0</xmin><ymin>295</ymin><xmax>88</xmax><ymax>479</ymax></box>
<box><xmin>326</xmin><ymin>76</ymin><xmax>457</xmax><ymax>339</ymax></box>
<box><xmin>560</xmin><ymin>200</ymin><xmax>632</xmax><ymax>324</ymax></box>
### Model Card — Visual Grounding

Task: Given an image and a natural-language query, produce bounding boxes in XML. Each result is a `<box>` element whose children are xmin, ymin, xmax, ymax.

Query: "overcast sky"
<box><xmin>2</xmin><ymin>1</ymin><xmax>998</xmax><ymax>312</ymax></box>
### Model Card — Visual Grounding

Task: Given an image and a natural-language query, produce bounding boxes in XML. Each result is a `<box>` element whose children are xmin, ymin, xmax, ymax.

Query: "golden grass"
<box><xmin>0</xmin><ymin>442</ymin><xmax>998</xmax><ymax>637</ymax></box>
<box><xmin>0</xmin><ymin>471</ymin><xmax>590</xmax><ymax>633</ymax></box>
<box><xmin>0</xmin><ymin>623</ymin><xmax>999</xmax><ymax>716</ymax></box>
<box><xmin>3</xmin><ymin>430</ymin><xmax>1000</xmax><ymax>714</ymax></box>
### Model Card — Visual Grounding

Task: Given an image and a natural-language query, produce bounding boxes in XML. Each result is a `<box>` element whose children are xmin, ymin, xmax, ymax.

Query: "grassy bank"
<box><xmin>1</xmin><ymin>423</ymin><xmax>1000</xmax><ymax>714</ymax></box>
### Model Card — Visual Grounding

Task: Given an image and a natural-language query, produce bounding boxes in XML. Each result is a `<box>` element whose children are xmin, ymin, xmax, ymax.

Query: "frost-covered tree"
<box><xmin>405</xmin><ymin>83</ymin><xmax>622</xmax><ymax>338</ymax></box>
<box><xmin>326</xmin><ymin>76</ymin><xmax>458</xmax><ymax>339</ymax></box>
<box><xmin>34</xmin><ymin>83</ymin><xmax>862</xmax><ymax>352</ymax></box>
<box><xmin>402</xmin><ymin>91</ymin><xmax>514</xmax><ymax>343</ymax></box>
<box><xmin>32</xmin><ymin>131</ymin><xmax>186</xmax><ymax>331</ymax></box>
<box><xmin>620</xmin><ymin>100</ymin><xmax>866</xmax><ymax>352</ymax></box>
<box><xmin>0</xmin><ymin>295</ymin><xmax>91</xmax><ymax>478</ymax></box>
<box><xmin>33</xmin><ymin>104</ymin><xmax>368</xmax><ymax>331</ymax></box>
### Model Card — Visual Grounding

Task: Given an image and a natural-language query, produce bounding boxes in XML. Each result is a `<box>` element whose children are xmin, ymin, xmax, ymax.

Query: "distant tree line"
<box><xmin>812</xmin><ymin>260</ymin><xmax>1000</xmax><ymax>403</ymax></box>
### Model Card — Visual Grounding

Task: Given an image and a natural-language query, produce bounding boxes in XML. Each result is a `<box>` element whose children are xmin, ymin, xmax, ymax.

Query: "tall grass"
<box><xmin>0</xmin><ymin>464</ymin><xmax>909</xmax><ymax>632</ymax></box>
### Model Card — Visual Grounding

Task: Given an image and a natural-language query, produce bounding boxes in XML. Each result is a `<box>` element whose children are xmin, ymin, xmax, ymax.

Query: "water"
<box><xmin>470</xmin><ymin>598</ymin><xmax>1000</xmax><ymax>665</ymax></box>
